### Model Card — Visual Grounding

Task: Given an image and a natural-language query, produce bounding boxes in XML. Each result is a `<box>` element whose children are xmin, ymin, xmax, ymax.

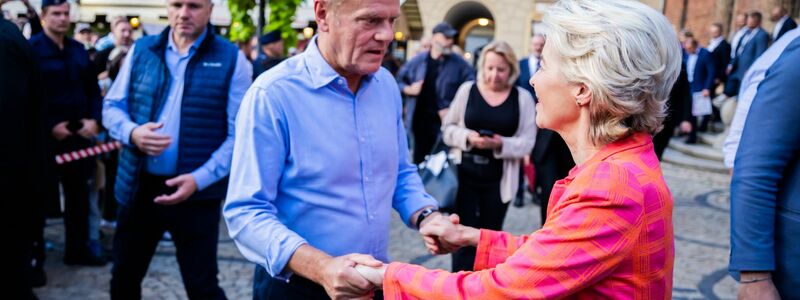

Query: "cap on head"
<box><xmin>41</xmin><ymin>0</ymin><xmax>68</xmax><ymax>9</ymax></box>
<box><xmin>432</xmin><ymin>22</ymin><xmax>457</xmax><ymax>38</ymax></box>
<box><xmin>74</xmin><ymin>23</ymin><xmax>91</xmax><ymax>35</ymax></box>
<box><xmin>259</xmin><ymin>30</ymin><xmax>283</xmax><ymax>45</ymax></box>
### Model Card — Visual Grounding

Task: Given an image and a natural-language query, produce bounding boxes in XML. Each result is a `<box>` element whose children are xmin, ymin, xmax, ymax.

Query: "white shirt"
<box><xmin>528</xmin><ymin>55</ymin><xmax>540</xmax><ymax>76</ymax></box>
<box><xmin>773</xmin><ymin>15</ymin><xmax>789</xmax><ymax>40</ymax></box>
<box><xmin>707</xmin><ymin>36</ymin><xmax>725</xmax><ymax>52</ymax></box>
<box><xmin>686</xmin><ymin>52</ymin><xmax>698</xmax><ymax>83</ymax></box>
<box><xmin>730</xmin><ymin>28</ymin><xmax>748</xmax><ymax>59</ymax></box>
<box><xmin>723</xmin><ymin>28</ymin><xmax>800</xmax><ymax>168</ymax></box>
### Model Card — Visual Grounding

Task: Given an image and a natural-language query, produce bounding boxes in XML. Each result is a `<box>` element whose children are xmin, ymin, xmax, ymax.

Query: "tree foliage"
<box><xmin>267</xmin><ymin>0</ymin><xmax>303</xmax><ymax>49</ymax></box>
<box><xmin>227</xmin><ymin>0</ymin><xmax>256</xmax><ymax>43</ymax></box>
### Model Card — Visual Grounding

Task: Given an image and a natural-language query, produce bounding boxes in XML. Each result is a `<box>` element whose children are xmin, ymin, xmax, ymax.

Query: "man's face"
<box><xmin>530</xmin><ymin>36</ymin><xmax>545</xmax><ymax>58</ymax></box>
<box><xmin>683</xmin><ymin>39</ymin><xmax>696</xmax><ymax>53</ymax></box>
<box><xmin>42</xmin><ymin>3</ymin><xmax>71</xmax><ymax>35</ymax></box>
<box><xmin>746</xmin><ymin>15</ymin><xmax>760</xmax><ymax>29</ymax></box>
<box><xmin>735</xmin><ymin>14</ymin><xmax>747</xmax><ymax>27</ymax></box>
<box><xmin>114</xmin><ymin>22</ymin><xmax>134</xmax><ymax>47</ymax></box>
<box><xmin>318</xmin><ymin>0</ymin><xmax>399</xmax><ymax>76</ymax></box>
<box><xmin>166</xmin><ymin>0</ymin><xmax>212</xmax><ymax>40</ymax></box>
<box><xmin>263</xmin><ymin>40</ymin><xmax>284</xmax><ymax>56</ymax></box>
<box><xmin>709</xmin><ymin>25</ymin><xmax>721</xmax><ymax>38</ymax></box>
<box><xmin>770</xmin><ymin>8</ymin><xmax>783</xmax><ymax>22</ymax></box>
<box><xmin>431</xmin><ymin>32</ymin><xmax>454</xmax><ymax>54</ymax></box>
<box><xmin>76</xmin><ymin>30</ymin><xmax>91</xmax><ymax>43</ymax></box>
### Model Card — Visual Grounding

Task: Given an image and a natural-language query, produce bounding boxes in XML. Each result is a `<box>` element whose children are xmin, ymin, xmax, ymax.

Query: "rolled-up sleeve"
<box><xmin>223</xmin><ymin>86</ymin><xmax>307</xmax><ymax>277</ymax></box>
<box><xmin>191</xmin><ymin>51</ymin><xmax>253</xmax><ymax>190</ymax></box>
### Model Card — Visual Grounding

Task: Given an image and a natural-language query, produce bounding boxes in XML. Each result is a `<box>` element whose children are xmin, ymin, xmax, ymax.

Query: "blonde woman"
<box><xmin>355</xmin><ymin>0</ymin><xmax>680</xmax><ymax>298</ymax></box>
<box><xmin>440</xmin><ymin>40</ymin><xmax>537</xmax><ymax>272</ymax></box>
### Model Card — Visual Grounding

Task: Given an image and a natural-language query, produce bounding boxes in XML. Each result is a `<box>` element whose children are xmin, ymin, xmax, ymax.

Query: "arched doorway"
<box><xmin>443</xmin><ymin>1</ymin><xmax>495</xmax><ymax>66</ymax></box>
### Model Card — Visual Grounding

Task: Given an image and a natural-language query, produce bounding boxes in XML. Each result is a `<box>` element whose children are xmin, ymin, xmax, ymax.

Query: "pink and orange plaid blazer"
<box><xmin>383</xmin><ymin>132</ymin><xmax>674</xmax><ymax>299</ymax></box>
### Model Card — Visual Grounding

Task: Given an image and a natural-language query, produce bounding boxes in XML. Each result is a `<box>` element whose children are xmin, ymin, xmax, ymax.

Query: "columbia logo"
<box><xmin>203</xmin><ymin>62</ymin><xmax>222</xmax><ymax>67</ymax></box>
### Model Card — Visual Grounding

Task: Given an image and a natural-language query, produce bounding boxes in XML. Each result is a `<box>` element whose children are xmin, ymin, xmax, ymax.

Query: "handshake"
<box><xmin>323</xmin><ymin>213</ymin><xmax>481</xmax><ymax>299</ymax></box>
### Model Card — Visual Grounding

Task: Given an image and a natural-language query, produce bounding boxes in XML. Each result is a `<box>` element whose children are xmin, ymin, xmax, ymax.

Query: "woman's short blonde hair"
<box><xmin>476</xmin><ymin>41</ymin><xmax>520</xmax><ymax>88</ymax></box>
<box><xmin>544</xmin><ymin>0</ymin><xmax>681</xmax><ymax>145</ymax></box>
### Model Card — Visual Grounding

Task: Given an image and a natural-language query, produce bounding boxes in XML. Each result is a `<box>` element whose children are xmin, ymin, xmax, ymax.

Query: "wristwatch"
<box><xmin>415</xmin><ymin>207</ymin><xmax>439</xmax><ymax>229</ymax></box>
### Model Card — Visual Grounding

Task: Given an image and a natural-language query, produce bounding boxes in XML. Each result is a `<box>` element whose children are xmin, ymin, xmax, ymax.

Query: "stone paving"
<box><xmin>34</xmin><ymin>162</ymin><xmax>735</xmax><ymax>299</ymax></box>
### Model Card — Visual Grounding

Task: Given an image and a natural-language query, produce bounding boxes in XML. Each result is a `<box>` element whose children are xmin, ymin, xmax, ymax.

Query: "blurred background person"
<box><xmin>397</xmin><ymin>22</ymin><xmax>474</xmax><ymax>164</ymax></box>
<box><xmin>252</xmin><ymin>29</ymin><xmax>284</xmax><ymax>79</ymax></box>
<box><xmin>724</xmin><ymin>11</ymin><xmax>770</xmax><ymax>98</ymax></box>
<box><xmin>682</xmin><ymin>36</ymin><xmax>715</xmax><ymax>144</ymax></box>
<box><xmin>441</xmin><ymin>41</ymin><xmax>536</xmax><ymax>272</ymax></box>
<box><xmin>770</xmin><ymin>6</ymin><xmax>796</xmax><ymax>42</ymax></box>
<box><xmin>30</xmin><ymin>0</ymin><xmax>105</xmax><ymax>266</ymax></box>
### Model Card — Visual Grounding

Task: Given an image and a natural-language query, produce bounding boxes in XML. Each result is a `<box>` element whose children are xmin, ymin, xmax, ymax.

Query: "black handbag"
<box><xmin>419</xmin><ymin>136</ymin><xmax>458</xmax><ymax>212</ymax></box>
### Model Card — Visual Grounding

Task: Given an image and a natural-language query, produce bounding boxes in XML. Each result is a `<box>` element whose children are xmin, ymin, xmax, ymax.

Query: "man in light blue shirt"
<box><xmin>102</xmin><ymin>0</ymin><xmax>252</xmax><ymax>298</ymax></box>
<box><xmin>223</xmin><ymin>0</ymin><xmax>442</xmax><ymax>299</ymax></box>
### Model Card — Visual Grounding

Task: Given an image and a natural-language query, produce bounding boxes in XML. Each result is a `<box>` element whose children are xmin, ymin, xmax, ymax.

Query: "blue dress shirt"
<box><xmin>223</xmin><ymin>37</ymin><xmax>438</xmax><ymax>278</ymax></box>
<box><xmin>102</xmin><ymin>28</ymin><xmax>253</xmax><ymax>190</ymax></box>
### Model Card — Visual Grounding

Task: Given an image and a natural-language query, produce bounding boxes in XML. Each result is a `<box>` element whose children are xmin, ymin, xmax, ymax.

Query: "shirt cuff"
<box><xmin>119</xmin><ymin>121</ymin><xmax>139</xmax><ymax>147</ymax></box>
<box><xmin>397</xmin><ymin>196</ymin><xmax>439</xmax><ymax>227</ymax></box>
<box><xmin>473</xmin><ymin>229</ymin><xmax>497</xmax><ymax>271</ymax></box>
<box><xmin>268</xmin><ymin>238</ymin><xmax>308</xmax><ymax>280</ymax></box>
<box><xmin>190</xmin><ymin>168</ymin><xmax>215</xmax><ymax>191</ymax></box>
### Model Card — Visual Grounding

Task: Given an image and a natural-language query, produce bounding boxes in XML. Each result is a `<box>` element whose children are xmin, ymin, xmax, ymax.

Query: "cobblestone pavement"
<box><xmin>35</xmin><ymin>162</ymin><xmax>735</xmax><ymax>299</ymax></box>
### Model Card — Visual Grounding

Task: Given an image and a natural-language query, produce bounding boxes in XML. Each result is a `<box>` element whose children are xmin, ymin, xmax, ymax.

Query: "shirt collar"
<box><xmin>167</xmin><ymin>27</ymin><xmax>208</xmax><ymax>55</ymax></box>
<box><xmin>303</xmin><ymin>35</ymin><xmax>378</xmax><ymax>89</ymax></box>
<box><xmin>565</xmin><ymin>131</ymin><xmax>653</xmax><ymax>180</ymax></box>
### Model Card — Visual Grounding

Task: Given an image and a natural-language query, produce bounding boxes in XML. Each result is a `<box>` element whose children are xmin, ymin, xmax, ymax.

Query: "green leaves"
<box><xmin>227</xmin><ymin>0</ymin><xmax>256</xmax><ymax>43</ymax></box>
<box><xmin>268</xmin><ymin>0</ymin><xmax>303</xmax><ymax>51</ymax></box>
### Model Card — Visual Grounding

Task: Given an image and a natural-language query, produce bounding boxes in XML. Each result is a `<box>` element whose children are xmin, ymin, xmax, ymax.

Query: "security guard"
<box><xmin>252</xmin><ymin>29</ymin><xmax>285</xmax><ymax>79</ymax></box>
<box><xmin>29</xmin><ymin>0</ymin><xmax>105</xmax><ymax>266</ymax></box>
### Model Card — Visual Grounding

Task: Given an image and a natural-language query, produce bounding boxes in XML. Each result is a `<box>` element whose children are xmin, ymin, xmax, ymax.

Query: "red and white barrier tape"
<box><xmin>54</xmin><ymin>141</ymin><xmax>122</xmax><ymax>165</ymax></box>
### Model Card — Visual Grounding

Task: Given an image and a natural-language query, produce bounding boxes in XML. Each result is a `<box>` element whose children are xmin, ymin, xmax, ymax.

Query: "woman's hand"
<box><xmin>468</xmin><ymin>132</ymin><xmax>503</xmax><ymax>150</ymax></box>
<box><xmin>354</xmin><ymin>264</ymin><xmax>386</xmax><ymax>288</ymax></box>
<box><xmin>420</xmin><ymin>214</ymin><xmax>480</xmax><ymax>255</ymax></box>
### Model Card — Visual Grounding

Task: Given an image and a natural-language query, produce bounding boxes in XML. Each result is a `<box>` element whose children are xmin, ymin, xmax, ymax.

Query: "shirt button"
<box><xmin>337</xmin><ymin>78</ymin><xmax>344</xmax><ymax>85</ymax></box>
<box><xmin>365</xmin><ymin>176</ymin><xmax>370</xmax><ymax>182</ymax></box>
<box><xmin>360</xmin><ymin>137</ymin><xmax>365</xmax><ymax>142</ymax></box>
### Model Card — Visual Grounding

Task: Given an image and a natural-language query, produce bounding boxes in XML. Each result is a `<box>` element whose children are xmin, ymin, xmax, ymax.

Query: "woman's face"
<box><xmin>530</xmin><ymin>42</ymin><xmax>582</xmax><ymax>131</ymax></box>
<box><xmin>481</xmin><ymin>51</ymin><xmax>511</xmax><ymax>91</ymax></box>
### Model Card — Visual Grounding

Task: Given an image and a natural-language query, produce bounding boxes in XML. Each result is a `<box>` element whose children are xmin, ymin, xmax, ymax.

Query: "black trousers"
<box><xmin>252</xmin><ymin>265</ymin><xmax>383</xmax><ymax>300</ymax></box>
<box><xmin>653</xmin><ymin>124</ymin><xmax>677</xmax><ymax>160</ymax></box>
<box><xmin>1</xmin><ymin>175</ymin><xmax>42</xmax><ymax>299</ymax></box>
<box><xmin>101</xmin><ymin>150</ymin><xmax>119</xmax><ymax>221</ymax></box>
<box><xmin>110</xmin><ymin>173</ymin><xmax>226</xmax><ymax>300</ymax></box>
<box><xmin>411</xmin><ymin>110</ymin><xmax>441</xmax><ymax>165</ymax></box>
<box><xmin>53</xmin><ymin>137</ymin><xmax>94</xmax><ymax>259</ymax></box>
<box><xmin>451</xmin><ymin>170</ymin><xmax>509</xmax><ymax>272</ymax></box>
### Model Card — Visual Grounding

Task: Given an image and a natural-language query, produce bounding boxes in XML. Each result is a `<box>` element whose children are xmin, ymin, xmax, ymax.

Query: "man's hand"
<box><xmin>319</xmin><ymin>254</ymin><xmax>382</xmax><ymax>300</ymax></box>
<box><xmin>738</xmin><ymin>272</ymin><xmax>780</xmax><ymax>300</ymax></box>
<box><xmin>52</xmin><ymin>121</ymin><xmax>72</xmax><ymax>141</ymax></box>
<box><xmin>726</xmin><ymin>65</ymin><xmax>733</xmax><ymax>76</ymax></box>
<box><xmin>403</xmin><ymin>80</ymin><xmax>424</xmax><ymax>96</ymax></box>
<box><xmin>702</xmin><ymin>89</ymin><xmax>710</xmax><ymax>97</ymax></box>
<box><xmin>77</xmin><ymin>119</ymin><xmax>100</xmax><ymax>139</ymax></box>
<box><xmin>153</xmin><ymin>174</ymin><xmax>197</xmax><ymax>205</ymax></box>
<box><xmin>420</xmin><ymin>214</ymin><xmax>480</xmax><ymax>255</ymax></box>
<box><xmin>131</xmin><ymin>122</ymin><xmax>172</xmax><ymax>156</ymax></box>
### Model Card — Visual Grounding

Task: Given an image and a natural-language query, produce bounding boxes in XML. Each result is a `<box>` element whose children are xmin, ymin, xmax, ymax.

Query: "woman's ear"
<box><xmin>575</xmin><ymin>83</ymin><xmax>592</xmax><ymax>106</ymax></box>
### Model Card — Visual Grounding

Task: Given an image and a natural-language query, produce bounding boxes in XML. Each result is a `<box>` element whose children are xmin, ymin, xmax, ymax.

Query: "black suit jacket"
<box><xmin>775</xmin><ymin>17</ymin><xmax>798</xmax><ymax>42</ymax></box>
<box><xmin>709</xmin><ymin>39</ymin><xmax>731</xmax><ymax>84</ymax></box>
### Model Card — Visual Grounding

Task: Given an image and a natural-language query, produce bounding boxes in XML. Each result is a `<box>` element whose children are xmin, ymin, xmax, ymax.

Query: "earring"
<box><xmin>576</xmin><ymin>100</ymin><xmax>582</xmax><ymax>106</ymax></box>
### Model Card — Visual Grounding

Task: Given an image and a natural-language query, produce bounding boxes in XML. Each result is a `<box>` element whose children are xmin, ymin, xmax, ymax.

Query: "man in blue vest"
<box><xmin>102</xmin><ymin>0</ymin><xmax>252</xmax><ymax>298</ymax></box>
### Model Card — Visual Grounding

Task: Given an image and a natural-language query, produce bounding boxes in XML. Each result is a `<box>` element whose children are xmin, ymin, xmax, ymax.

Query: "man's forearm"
<box><xmin>286</xmin><ymin>244</ymin><xmax>332</xmax><ymax>284</ymax></box>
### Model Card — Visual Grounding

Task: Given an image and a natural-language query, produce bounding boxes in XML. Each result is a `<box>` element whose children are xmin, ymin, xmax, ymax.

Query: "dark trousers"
<box><xmin>653</xmin><ymin>124</ymin><xmax>676</xmax><ymax>160</ymax></box>
<box><xmin>253</xmin><ymin>265</ymin><xmax>383</xmax><ymax>300</ymax></box>
<box><xmin>1</xmin><ymin>176</ymin><xmax>42</xmax><ymax>299</ymax></box>
<box><xmin>53</xmin><ymin>137</ymin><xmax>94</xmax><ymax>259</ymax></box>
<box><xmin>451</xmin><ymin>174</ymin><xmax>509</xmax><ymax>272</ymax></box>
<box><xmin>100</xmin><ymin>150</ymin><xmax>119</xmax><ymax>221</ymax></box>
<box><xmin>110</xmin><ymin>173</ymin><xmax>226</xmax><ymax>300</ymax></box>
<box><xmin>411</xmin><ymin>111</ymin><xmax>441</xmax><ymax>164</ymax></box>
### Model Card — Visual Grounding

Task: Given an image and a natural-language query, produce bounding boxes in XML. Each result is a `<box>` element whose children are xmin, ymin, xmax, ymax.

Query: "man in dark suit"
<box><xmin>770</xmin><ymin>7</ymin><xmax>797</xmax><ymax>42</ymax></box>
<box><xmin>654</xmin><ymin>62</ymin><xmax>692</xmax><ymax>159</ymax></box>
<box><xmin>683</xmin><ymin>37</ymin><xmax>715</xmax><ymax>144</ymax></box>
<box><xmin>725</xmin><ymin>11</ymin><xmax>770</xmax><ymax>97</ymax></box>
<box><xmin>730</xmin><ymin>29</ymin><xmax>799</xmax><ymax>300</ymax></box>
<box><xmin>517</xmin><ymin>34</ymin><xmax>544</xmax><ymax>99</ymax></box>
<box><xmin>0</xmin><ymin>15</ymin><xmax>46</xmax><ymax>299</ymax></box>
<box><xmin>707</xmin><ymin>23</ymin><xmax>731</xmax><ymax>93</ymax></box>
